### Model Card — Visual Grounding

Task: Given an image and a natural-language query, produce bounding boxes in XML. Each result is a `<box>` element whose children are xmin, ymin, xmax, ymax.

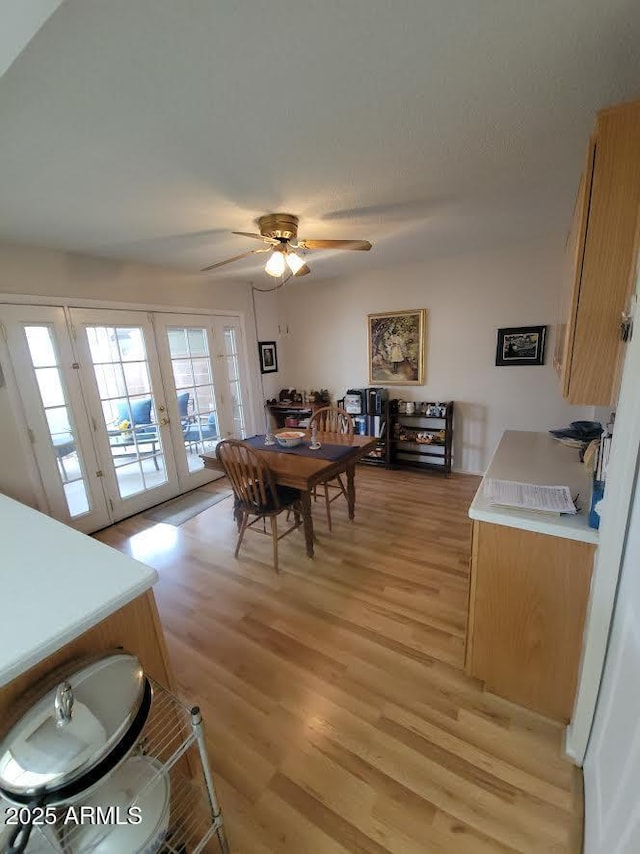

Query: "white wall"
<box><xmin>568</xmin><ymin>266</ymin><xmax>640</xmax><ymax>763</ymax></box>
<box><xmin>0</xmin><ymin>240</ymin><xmax>264</xmax><ymax>506</ymax></box>
<box><xmin>0</xmin><ymin>238</ymin><xmax>598</xmax><ymax>500</ymax></box>
<box><xmin>0</xmin><ymin>239</ymin><xmax>253</xmax><ymax>310</ymax></box>
<box><xmin>278</xmin><ymin>242</ymin><xmax>592</xmax><ymax>473</ymax></box>
<box><xmin>252</xmin><ymin>288</ymin><xmax>284</xmax><ymax>403</ymax></box>
<box><xmin>583</xmin><ymin>459</ymin><xmax>640</xmax><ymax>852</ymax></box>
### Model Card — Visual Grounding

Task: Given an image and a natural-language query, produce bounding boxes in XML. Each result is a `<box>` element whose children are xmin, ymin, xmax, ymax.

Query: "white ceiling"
<box><xmin>0</xmin><ymin>0</ymin><xmax>63</xmax><ymax>77</ymax></box>
<box><xmin>0</xmin><ymin>0</ymin><xmax>639</xmax><ymax>281</ymax></box>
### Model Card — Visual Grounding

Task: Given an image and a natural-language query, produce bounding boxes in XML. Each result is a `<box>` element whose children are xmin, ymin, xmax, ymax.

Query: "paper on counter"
<box><xmin>484</xmin><ymin>479</ymin><xmax>577</xmax><ymax>514</ymax></box>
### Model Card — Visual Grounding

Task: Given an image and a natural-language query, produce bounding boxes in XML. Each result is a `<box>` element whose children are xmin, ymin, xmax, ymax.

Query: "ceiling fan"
<box><xmin>200</xmin><ymin>213</ymin><xmax>372</xmax><ymax>279</ymax></box>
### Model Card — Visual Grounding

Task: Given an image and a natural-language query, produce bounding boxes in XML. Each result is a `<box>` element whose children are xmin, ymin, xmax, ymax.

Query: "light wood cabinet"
<box><xmin>0</xmin><ymin>591</ymin><xmax>176</xmax><ymax>721</ymax></box>
<box><xmin>556</xmin><ymin>100</ymin><xmax>640</xmax><ymax>405</ymax></box>
<box><xmin>466</xmin><ymin>521</ymin><xmax>595</xmax><ymax>722</ymax></box>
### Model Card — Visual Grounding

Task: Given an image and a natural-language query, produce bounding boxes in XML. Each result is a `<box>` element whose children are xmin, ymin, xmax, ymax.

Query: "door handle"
<box><xmin>159</xmin><ymin>417</ymin><xmax>170</xmax><ymax>426</ymax></box>
<box><xmin>158</xmin><ymin>404</ymin><xmax>166</xmax><ymax>412</ymax></box>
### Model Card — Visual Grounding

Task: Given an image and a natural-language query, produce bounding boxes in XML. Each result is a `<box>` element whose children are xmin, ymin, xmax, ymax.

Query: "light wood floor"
<box><xmin>95</xmin><ymin>466</ymin><xmax>582</xmax><ymax>853</ymax></box>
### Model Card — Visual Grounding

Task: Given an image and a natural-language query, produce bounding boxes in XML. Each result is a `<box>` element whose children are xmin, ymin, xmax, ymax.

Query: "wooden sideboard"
<box><xmin>267</xmin><ymin>401</ymin><xmax>324</xmax><ymax>428</ymax></box>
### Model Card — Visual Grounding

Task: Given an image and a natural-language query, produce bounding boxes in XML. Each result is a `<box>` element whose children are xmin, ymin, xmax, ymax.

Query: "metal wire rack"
<box><xmin>162</xmin><ymin>762</ymin><xmax>227</xmax><ymax>854</ymax></box>
<box><xmin>19</xmin><ymin>678</ymin><xmax>230</xmax><ymax>854</ymax></box>
<box><xmin>138</xmin><ymin>678</ymin><xmax>230</xmax><ymax>854</ymax></box>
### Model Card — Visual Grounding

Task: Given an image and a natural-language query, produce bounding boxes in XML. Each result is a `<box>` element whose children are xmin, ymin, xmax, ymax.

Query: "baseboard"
<box><xmin>452</xmin><ymin>465</ymin><xmax>484</xmax><ymax>476</ymax></box>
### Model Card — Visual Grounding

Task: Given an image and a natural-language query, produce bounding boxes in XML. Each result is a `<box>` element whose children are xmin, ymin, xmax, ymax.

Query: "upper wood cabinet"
<box><xmin>555</xmin><ymin>101</ymin><xmax>640</xmax><ymax>405</ymax></box>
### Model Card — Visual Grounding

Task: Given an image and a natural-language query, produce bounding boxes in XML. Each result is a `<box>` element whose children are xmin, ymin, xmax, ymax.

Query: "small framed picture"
<box><xmin>495</xmin><ymin>326</ymin><xmax>547</xmax><ymax>366</ymax></box>
<box><xmin>258</xmin><ymin>340</ymin><xmax>278</xmax><ymax>374</ymax></box>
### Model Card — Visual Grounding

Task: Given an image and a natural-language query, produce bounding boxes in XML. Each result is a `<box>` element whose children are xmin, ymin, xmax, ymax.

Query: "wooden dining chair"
<box><xmin>308</xmin><ymin>406</ymin><xmax>353</xmax><ymax>531</ymax></box>
<box><xmin>215</xmin><ymin>439</ymin><xmax>303</xmax><ymax>572</ymax></box>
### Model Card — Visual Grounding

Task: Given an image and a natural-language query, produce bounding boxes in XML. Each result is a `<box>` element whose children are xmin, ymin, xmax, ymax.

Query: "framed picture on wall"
<box><xmin>495</xmin><ymin>325</ymin><xmax>547</xmax><ymax>366</ymax></box>
<box><xmin>258</xmin><ymin>340</ymin><xmax>278</xmax><ymax>374</ymax></box>
<box><xmin>367</xmin><ymin>309</ymin><xmax>427</xmax><ymax>385</ymax></box>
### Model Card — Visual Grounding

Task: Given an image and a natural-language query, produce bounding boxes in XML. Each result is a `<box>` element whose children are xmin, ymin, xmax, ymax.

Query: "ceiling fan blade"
<box><xmin>295</xmin><ymin>263</ymin><xmax>311</xmax><ymax>276</ymax></box>
<box><xmin>232</xmin><ymin>231</ymin><xmax>279</xmax><ymax>245</ymax></box>
<box><xmin>297</xmin><ymin>239</ymin><xmax>372</xmax><ymax>251</ymax></box>
<box><xmin>200</xmin><ymin>247</ymin><xmax>271</xmax><ymax>272</ymax></box>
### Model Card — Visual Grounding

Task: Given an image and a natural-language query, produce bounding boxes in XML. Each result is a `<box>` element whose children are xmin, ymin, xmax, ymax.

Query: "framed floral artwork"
<box><xmin>367</xmin><ymin>309</ymin><xmax>427</xmax><ymax>385</ymax></box>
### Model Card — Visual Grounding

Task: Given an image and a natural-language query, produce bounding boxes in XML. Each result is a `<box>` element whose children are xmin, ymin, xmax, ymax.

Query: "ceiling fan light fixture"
<box><xmin>201</xmin><ymin>213</ymin><xmax>372</xmax><ymax>277</ymax></box>
<box><xmin>265</xmin><ymin>249</ymin><xmax>286</xmax><ymax>277</ymax></box>
<box><xmin>285</xmin><ymin>252</ymin><xmax>305</xmax><ymax>275</ymax></box>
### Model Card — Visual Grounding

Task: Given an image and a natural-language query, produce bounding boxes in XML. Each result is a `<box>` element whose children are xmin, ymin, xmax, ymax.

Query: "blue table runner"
<box><xmin>244</xmin><ymin>434</ymin><xmax>354</xmax><ymax>461</ymax></box>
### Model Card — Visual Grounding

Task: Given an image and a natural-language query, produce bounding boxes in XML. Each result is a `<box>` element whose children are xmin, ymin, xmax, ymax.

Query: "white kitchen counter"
<box><xmin>469</xmin><ymin>430</ymin><xmax>599</xmax><ymax>544</ymax></box>
<box><xmin>0</xmin><ymin>495</ymin><xmax>158</xmax><ymax>687</ymax></box>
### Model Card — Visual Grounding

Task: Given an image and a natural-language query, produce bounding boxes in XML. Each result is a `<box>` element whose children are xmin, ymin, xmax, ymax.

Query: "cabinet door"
<box><xmin>468</xmin><ymin>522</ymin><xmax>594</xmax><ymax>722</ymax></box>
<box><xmin>563</xmin><ymin>103</ymin><xmax>640</xmax><ymax>405</ymax></box>
<box><xmin>555</xmin><ymin>136</ymin><xmax>595</xmax><ymax>391</ymax></box>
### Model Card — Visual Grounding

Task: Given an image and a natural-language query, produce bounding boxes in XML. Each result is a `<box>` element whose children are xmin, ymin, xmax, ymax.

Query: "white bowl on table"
<box><xmin>275</xmin><ymin>430</ymin><xmax>306</xmax><ymax>448</ymax></box>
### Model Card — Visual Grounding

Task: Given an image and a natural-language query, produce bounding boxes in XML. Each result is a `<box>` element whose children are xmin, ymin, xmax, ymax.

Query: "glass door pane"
<box><xmin>85</xmin><ymin>324</ymin><xmax>168</xmax><ymax>499</ymax></box>
<box><xmin>70</xmin><ymin>308</ymin><xmax>180</xmax><ymax>520</ymax></box>
<box><xmin>154</xmin><ymin>314</ymin><xmax>224</xmax><ymax>491</ymax></box>
<box><xmin>25</xmin><ymin>326</ymin><xmax>91</xmax><ymax>516</ymax></box>
<box><xmin>0</xmin><ymin>305</ymin><xmax>110</xmax><ymax>533</ymax></box>
<box><xmin>153</xmin><ymin>313</ymin><xmax>253</xmax><ymax>491</ymax></box>
<box><xmin>166</xmin><ymin>326</ymin><xmax>221</xmax><ymax>473</ymax></box>
<box><xmin>222</xmin><ymin>324</ymin><xmax>246</xmax><ymax>437</ymax></box>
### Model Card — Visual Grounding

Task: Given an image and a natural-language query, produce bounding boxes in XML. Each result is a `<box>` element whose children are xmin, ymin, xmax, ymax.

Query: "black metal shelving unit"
<box><xmin>389</xmin><ymin>401</ymin><xmax>454</xmax><ymax>475</ymax></box>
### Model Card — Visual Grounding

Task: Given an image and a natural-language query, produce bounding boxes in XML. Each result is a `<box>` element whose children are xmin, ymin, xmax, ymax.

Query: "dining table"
<box><xmin>201</xmin><ymin>431</ymin><xmax>378</xmax><ymax>557</ymax></box>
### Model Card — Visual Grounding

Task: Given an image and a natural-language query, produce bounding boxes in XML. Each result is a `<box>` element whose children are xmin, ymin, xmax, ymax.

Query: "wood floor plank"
<box><xmin>95</xmin><ymin>467</ymin><xmax>581</xmax><ymax>852</ymax></box>
<box><xmin>253</xmin><ymin>787</ymin><xmax>352</xmax><ymax>854</ymax></box>
<box><xmin>275</xmin><ymin>690</ymin><xmax>561</xmax><ymax>851</ymax></box>
<box><xmin>381</xmin><ymin>702</ymin><xmax>573</xmax><ymax>810</ymax></box>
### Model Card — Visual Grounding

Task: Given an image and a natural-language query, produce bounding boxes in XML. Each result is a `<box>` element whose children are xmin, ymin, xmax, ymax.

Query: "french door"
<box><xmin>0</xmin><ymin>305</ymin><xmax>111</xmax><ymax>532</ymax></box>
<box><xmin>69</xmin><ymin>308</ymin><xmax>181</xmax><ymax>520</ymax></box>
<box><xmin>1</xmin><ymin>303</ymin><xmax>253</xmax><ymax>531</ymax></box>
<box><xmin>154</xmin><ymin>313</ymin><xmax>250</xmax><ymax>490</ymax></box>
